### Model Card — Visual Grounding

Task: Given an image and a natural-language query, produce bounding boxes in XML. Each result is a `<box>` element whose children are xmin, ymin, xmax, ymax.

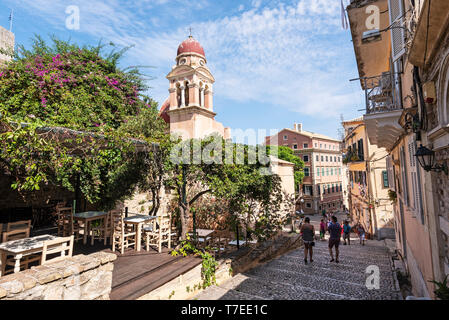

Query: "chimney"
<box><xmin>293</xmin><ymin>123</ymin><xmax>298</xmax><ymax>131</ymax></box>
<box><xmin>298</xmin><ymin>123</ymin><xmax>303</xmax><ymax>132</ymax></box>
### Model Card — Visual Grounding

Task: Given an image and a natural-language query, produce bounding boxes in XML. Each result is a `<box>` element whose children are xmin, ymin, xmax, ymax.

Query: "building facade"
<box><xmin>0</xmin><ymin>26</ymin><xmax>14</xmax><ymax>66</ymax></box>
<box><xmin>346</xmin><ymin>0</ymin><xmax>449</xmax><ymax>298</ymax></box>
<box><xmin>159</xmin><ymin>35</ymin><xmax>230</xmax><ymax>141</ymax></box>
<box><xmin>342</xmin><ymin>117</ymin><xmax>394</xmax><ymax>240</ymax></box>
<box><xmin>266</xmin><ymin>123</ymin><xmax>344</xmax><ymax>215</ymax></box>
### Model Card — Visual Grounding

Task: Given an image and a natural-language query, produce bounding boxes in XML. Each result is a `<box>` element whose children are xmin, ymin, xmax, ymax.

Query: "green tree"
<box><xmin>266</xmin><ymin>145</ymin><xmax>305</xmax><ymax>190</ymax></box>
<box><xmin>0</xmin><ymin>36</ymin><xmax>168</xmax><ymax>210</ymax></box>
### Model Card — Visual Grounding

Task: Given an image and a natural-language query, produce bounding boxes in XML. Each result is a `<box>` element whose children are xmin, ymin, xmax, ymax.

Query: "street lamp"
<box><xmin>415</xmin><ymin>144</ymin><xmax>448</xmax><ymax>175</ymax></box>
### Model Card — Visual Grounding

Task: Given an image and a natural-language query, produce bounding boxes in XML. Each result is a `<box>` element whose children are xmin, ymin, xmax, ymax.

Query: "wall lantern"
<box><xmin>415</xmin><ymin>144</ymin><xmax>448</xmax><ymax>175</ymax></box>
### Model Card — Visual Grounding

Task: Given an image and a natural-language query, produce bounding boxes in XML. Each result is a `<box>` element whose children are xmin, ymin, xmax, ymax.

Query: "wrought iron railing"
<box><xmin>363</xmin><ymin>72</ymin><xmax>401</xmax><ymax>115</ymax></box>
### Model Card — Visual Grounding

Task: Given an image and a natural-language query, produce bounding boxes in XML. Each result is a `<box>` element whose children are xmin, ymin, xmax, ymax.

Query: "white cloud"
<box><xmin>7</xmin><ymin>0</ymin><xmax>360</xmax><ymax>119</ymax></box>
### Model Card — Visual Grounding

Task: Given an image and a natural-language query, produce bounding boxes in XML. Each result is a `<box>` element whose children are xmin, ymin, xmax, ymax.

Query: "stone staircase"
<box><xmin>194</xmin><ymin>236</ymin><xmax>402</xmax><ymax>300</ymax></box>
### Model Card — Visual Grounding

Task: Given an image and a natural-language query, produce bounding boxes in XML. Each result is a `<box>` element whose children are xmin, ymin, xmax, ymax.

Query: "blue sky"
<box><xmin>0</xmin><ymin>0</ymin><xmax>365</xmax><ymax>140</ymax></box>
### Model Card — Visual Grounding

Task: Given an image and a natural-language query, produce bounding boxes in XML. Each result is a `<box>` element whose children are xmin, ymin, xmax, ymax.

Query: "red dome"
<box><xmin>177</xmin><ymin>36</ymin><xmax>205</xmax><ymax>57</ymax></box>
<box><xmin>159</xmin><ymin>98</ymin><xmax>170</xmax><ymax>123</ymax></box>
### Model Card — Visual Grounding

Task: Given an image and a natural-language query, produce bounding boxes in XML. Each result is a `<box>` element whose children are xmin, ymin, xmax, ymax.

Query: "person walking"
<box><xmin>357</xmin><ymin>224</ymin><xmax>366</xmax><ymax>245</ymax></box>
<box><xmin>319</xmin><ymin>219</ymin><xmax>326</xmax><ymax>240</ymax></box>
<box><xmin>327</xmin><ymin>216</ymin><xmax>342</xmax><ymax>263</ymax></box>
<box><xmin>343</xmin><ymin>220</ymin><xmax>351</xmax><ymax>245</ymax></box>
<box><xmin>300</xmin><ymin>217</ymin><xmax>315</xmax><ymax>264</ymax></box>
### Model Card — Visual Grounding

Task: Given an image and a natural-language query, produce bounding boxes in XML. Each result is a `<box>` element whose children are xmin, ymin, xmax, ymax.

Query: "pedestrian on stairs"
<box><xmin>357</xmin><ymin>224</ymin><xmax>366</xmax><ymax>245</ymax></box>
<box><xmin>343</xmin><ymin>220</ymin><xmax>351</xmax><ymax>245</ymax></box>
<box><xmin>328</xmin><ymin>216</ymin><xmax>342</xmax><ymax>263</ymax></box>
<box><xmin>300</xmin><ymin>217</ymin><xmax>315</xmax><ymax>264</ymax></box>
<box><xmin>319</xmin><ymin>219</ymin><xmax>326</xmax><ymax>240</ymax></box>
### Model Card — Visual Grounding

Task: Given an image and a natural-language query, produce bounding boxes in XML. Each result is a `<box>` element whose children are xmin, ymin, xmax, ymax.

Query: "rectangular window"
<box><xmin>320</xmin><ymin>144</ymin><xmax>322</xmax><ymax>148</ymax></box>
<box><xmin>322</xmin><ymin>168</ymin><xmax>325</xmax><ymax>176</ymax></box>
<box><xmin>303</xmin><ymin>143</ymin><xmax>309</xmax><ymax>149</ymax></box>
<box><xmin>334</xmin><ymin>156</ymin><xmax>337</xmax><ymax>162</ymax></box>
<box><xmin>332</xmin><ymin>184</ymin><xmax>335</xmax><ymax>192</ymax></box>
<box><xmin>321</xmin><ymin>156</ymin><xmax>324</xmax><ymax>161</ymax></box>
<box><xmin>317</xmin><ymin>168</ymin><xmax>320</xmax><ymax>176</ymax></box>
<box><xmin>331</xmin><ymin>168</ymin><xmax>334</xmax><ymax>176</ymax></box>
<box><xmin>400</xmin><ymin>146</ymin><xmax>409</xmax><ymax>206</ymax></box>
<box><xmin>283</xmin><ymin>135</ymin><xmax>288</xmax><ymax>140</ymax></box>
<box><xmin>330</xmin><ymin>156</ymin><xmax>333</xmax><ymax>162</ymax></box>
<box><xmin>326</xmin><ymin>156</ymin><xmax>328</xmax><ymax>162</ymax></box>
<box><xmin>303</xmin><ymin>155</ymin><xmax>309</xmax><ymax>162</ymax></box>
<box><xmin>315</xmin><ymin>143</ymin><xmax>318</xmax><ymax>148</ymax></box>
<box><xmin>316</xmin><ymin>155</ymin><xmax>319</xmax><ymax>161</ymax></box>
<box><xmin>293</xmin><ymin>144</ymin><xmax>298</xmax><ymax>150</ymax></box>
<box><xmin>304</xmin><ymin>167</ymin><xmax>310</xmax><ymax>176</ymax></box>
<box><xmin>326</xmin><ymin>168</ymin><xmax>329</xmax><ymax>176</ymax></box>
<box><xmin>306</xmin><ymin>203</ymin><xmax>312</xmax><ymax>208</ymax></box>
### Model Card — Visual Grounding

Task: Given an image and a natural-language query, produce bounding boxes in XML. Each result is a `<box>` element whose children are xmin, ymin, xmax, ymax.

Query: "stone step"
<box><xmin>244</xmin><ymin>266</ymin><xmax>400</xmax><ymax>300</ymax></box>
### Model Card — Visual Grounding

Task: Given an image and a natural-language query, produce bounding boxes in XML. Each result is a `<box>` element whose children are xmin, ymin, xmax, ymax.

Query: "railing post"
<box><xmin>364</xmin><ymin>78</ymin><xmax>369</xmax><ymax>114</ymax></box>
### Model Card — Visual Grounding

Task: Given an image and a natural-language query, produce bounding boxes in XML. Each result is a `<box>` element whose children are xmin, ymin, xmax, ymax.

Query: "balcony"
<box><xmin>342</xmin><ymin>150</ymin><xmax>364</xmax><ymax>164</ymax></box>
<box><xmin>362</xmin><ymin>73</ymin><xmax>403</xmax><ymax>151</ymax></box>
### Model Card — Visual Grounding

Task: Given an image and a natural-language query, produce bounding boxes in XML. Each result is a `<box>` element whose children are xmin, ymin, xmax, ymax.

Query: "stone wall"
<box><xmin>0</xmin><ymin>252</ymin><xmax>116</xmax><ymax>300</ymax></box>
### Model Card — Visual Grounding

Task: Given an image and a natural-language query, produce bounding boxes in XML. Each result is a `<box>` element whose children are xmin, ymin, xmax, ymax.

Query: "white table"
<box><xmin>195</xmin><ymin>229</ymin><xmax>215</xmax><ymax>245</ymax></box>
<box><xmin>228</xmin><ymin>239</ymin><xmax>257</xmax><ymax>247</ymax></box>
<box><xmin>124</xmin><ymin>215</ymin><xmax>157</xmax><ymax>252</ymax></box>
<box><xmin>0</xmin><ymin>234</ymin><xmax>59</xmax><ymax>276</ymax></box>
<box><xmin>74</xmin><ymin>211</ymin><xmax>108</xmax><ymax>245</ymax></box>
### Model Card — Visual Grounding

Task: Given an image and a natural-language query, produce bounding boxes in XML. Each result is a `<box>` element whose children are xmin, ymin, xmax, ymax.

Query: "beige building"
<box><xmin>0</xmin><ymin>26</ymin><xmax>14</xmax><ymax>66</ymax></box>
<box><xmin>347</xmin><ymin>0</ymin><xmax>449</xmax><ymax>298</ymax></box>
<box><xmin>266</xmin><ymin>123</ymin><xmax>344</xmax><ymax>215</ymax></box>
<box><xmin>342</xmin><ymin>117</ymin><xmax>394</xmax><ymax>240</ymax></box>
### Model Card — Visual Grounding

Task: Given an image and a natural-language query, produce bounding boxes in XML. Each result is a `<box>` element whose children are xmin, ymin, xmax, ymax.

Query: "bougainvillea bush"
<box><xmin>0</xmin><ymin>36</ymin><xmax>167</xmax><ymax>209</ymax></box>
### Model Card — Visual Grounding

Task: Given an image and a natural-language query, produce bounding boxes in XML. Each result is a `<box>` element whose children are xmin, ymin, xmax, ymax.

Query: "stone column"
<box><xmin>188</xmin><ymin>83</ymin><xmax>198</xmax><ymax>106</ymax></box>
<box><xmin>200</xmin><ymin>87</ymin><xmax>205</xmax><ymax>107</ymax></box>
<box><xmin>205</xmin><ymin>89</ymin><xmax>213</xmax><ymax>110</ymax></box>
<box><xmin>168</xmin><ymin>87</ymin><xmax>177</xmax><ymax>109</ymax></box>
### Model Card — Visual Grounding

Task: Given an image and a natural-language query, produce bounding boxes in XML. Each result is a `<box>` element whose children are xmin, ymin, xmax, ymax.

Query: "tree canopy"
<box><xmin>0</xmin><ymin>36</ymin><xmax>168</xmax><ymax>209</ymax></box>
<box><xmin>266</xmin><ymin>145</ymin><xmax>305</xmax><ymax>191</ymax></box>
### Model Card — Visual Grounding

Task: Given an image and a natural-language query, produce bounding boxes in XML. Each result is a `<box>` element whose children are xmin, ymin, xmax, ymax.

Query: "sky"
<box><xmin>0</xmin><ymin>0</ymin><xmax>366</xmax><ymax>140</ymax></box>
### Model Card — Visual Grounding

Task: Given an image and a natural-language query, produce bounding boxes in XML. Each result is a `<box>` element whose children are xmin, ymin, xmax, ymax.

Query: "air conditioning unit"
<box><xmin>362</xmin><ymin>29</ymin><xmax>381</xmax><ymax>43</ymax></box>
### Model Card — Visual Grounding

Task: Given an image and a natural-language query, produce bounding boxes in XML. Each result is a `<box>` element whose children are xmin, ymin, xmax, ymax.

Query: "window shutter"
<box><xmin>386</xmin><ymin>155</ymin><xmax>396</xmax><ymax>190</ymax></box>
<box><xmin>388</xmin><ymin>0</ymin><xmax>406</xmax><ymax>61</ymax></box>
<box><xmin>408</xmin><ymin>139</ymin><xmax>423</xmax><ymax>223</ymax></box>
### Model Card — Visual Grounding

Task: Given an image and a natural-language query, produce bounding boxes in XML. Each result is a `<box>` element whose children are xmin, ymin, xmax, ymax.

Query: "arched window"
<box><xmin>176</xmin><ymin>83</ymin><xmax>182</xmax><ymax>108</ymax></box>
<box><xmin>184</xmin><ymin>81</ymin><xmax>190</xmax><ymax>106</ymax></box>
<box><xmin>438</xmin><ymin>52</ymin><xmax>449</xmax><ymax>127</ymax></box>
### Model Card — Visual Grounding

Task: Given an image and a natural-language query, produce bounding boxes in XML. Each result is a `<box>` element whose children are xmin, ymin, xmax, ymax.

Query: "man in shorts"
<box><xmin>328</xmin><ymin>216</ymin><xmax>342</xmax><ymax>263</ymax></box>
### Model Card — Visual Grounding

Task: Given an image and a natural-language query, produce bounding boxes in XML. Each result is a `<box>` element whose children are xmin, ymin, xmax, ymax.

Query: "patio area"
<box><xmin>74</xmin><ymin>241</ymin><xmax>202</xmax><ymax>300</ymax></box>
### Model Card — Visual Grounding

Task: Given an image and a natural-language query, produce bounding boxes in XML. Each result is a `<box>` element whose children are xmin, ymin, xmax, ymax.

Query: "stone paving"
<box><xmin>194</xmin><ymin>214</ymin><xmax>402</xmax><ymax>300</ymax></box>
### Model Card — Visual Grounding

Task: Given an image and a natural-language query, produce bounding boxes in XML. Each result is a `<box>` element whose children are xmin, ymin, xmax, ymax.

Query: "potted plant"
<box><xmin>388</xmin><ymin>189</ymin><xmax>397</xmax><ymax>204</ymax></box>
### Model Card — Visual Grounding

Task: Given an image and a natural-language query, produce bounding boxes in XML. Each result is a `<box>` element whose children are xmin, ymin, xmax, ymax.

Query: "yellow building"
<box><xmin>342</xmin><ymin>117</ymin><xmax>394</xmax><ymax>240</ymax></box>
<box><xmin>346</xmin><ymin>0</ymin><xmax>449</xmax><ymax>298</ymax></box>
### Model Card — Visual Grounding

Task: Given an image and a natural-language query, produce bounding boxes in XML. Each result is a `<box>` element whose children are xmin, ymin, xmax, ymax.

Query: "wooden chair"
<box><xmin>41</xmin><ymin>235</ymin><xmax>74</xmax><ymax>265</ymax></box>
<box><xmin>209</xmin><ymin>230</ymin><xmax>232</xmax><ymax>257</ymax></box>
<box><xmin>112</xmin><ymin>212</ymin><xmax>136</xmax><ymax>254</ymax></box>
<box><xmin>6</xmin><ymin>220</ymin><xmax>31</xmax><ymax>232</ymax></box>
<box><xmin>90</xmin><ymin>210</ymin><xmax>120</xmax><ymax>245</ymax></box>
<box><xmin>143</xmin><ymin>215</ymin><xmax>172</xmax><ymax>253</ymax></box>
<box><xmin>56</xmin><ymin>207</ymin><xmax>83</xmax><ymax>242</ymax></box>
<box><xmin>2</xmin><ymin>227</ymin><xmax>30</xmax><ymax>243</ymax></box>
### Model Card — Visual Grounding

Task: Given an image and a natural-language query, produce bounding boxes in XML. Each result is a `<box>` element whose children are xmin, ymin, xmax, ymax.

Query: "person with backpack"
<box><xmin>343</xmin><ymin>220</ymin><xmax>351</xmax><ymax>245</ymax></box>
<box><xmin>357</xmin><ymin>224</ymin><xmax>366</xmax><ymax>245</ymax></box>
<box><xmin>300</xmin><ymin>217</ymin><xmax>315</xmax><ymax>264</ymax></box>
<box><xmin>327</xmin><ymin>216</ymin><xmax>342</xmax><ymax>263</ymax></box>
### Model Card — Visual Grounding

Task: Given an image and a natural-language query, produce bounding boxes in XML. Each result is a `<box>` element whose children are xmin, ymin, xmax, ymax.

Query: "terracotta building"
<box><xmin>346</xmin><ymin>0</ymin><xmax>449</xmax><ymax>298</ymax></box>
<box><xmin>266</xmin><ymin>123</ymin><xmax>345</xmax><ymax>215</ymax></box>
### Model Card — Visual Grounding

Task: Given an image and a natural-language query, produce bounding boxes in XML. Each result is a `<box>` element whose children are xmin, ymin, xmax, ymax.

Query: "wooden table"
<box><xmin>196</xmin><ymin>229</ymin><xmax>215</xmax><ymax>245</ymax></box>
<box><xmin>0</xmin><ymin>234</ymin><xmax>59</xmax><ymax>276</ymax></box>
<box><xmin>73</xmin><ymin>211</ymin><xmax>108</xmax><ymax>245</ymax></box>
<box><xmin>124</xmin><ymin>215</ymin><xmax>157</xmax><ymax>252</ymax></box>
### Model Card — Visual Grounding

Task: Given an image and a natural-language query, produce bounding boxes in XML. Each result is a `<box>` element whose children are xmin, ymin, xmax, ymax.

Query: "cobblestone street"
<box><xmin>195</xmin><ymin>214</ymin><xmax>402</xmax><ymax>300</ymax></box>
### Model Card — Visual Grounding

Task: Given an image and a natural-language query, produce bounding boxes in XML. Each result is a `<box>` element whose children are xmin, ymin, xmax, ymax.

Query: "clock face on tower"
<box><xmin>199</xmin><ymin>59</ymin><xmax>205</xmax><ymax>66</ymax></box>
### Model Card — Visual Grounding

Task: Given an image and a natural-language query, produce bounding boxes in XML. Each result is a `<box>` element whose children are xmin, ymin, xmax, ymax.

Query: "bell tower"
<box><xmin>165</xmin><ymin>35</ymin><xmax>230</xmax><ymax>140</ymax></box>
